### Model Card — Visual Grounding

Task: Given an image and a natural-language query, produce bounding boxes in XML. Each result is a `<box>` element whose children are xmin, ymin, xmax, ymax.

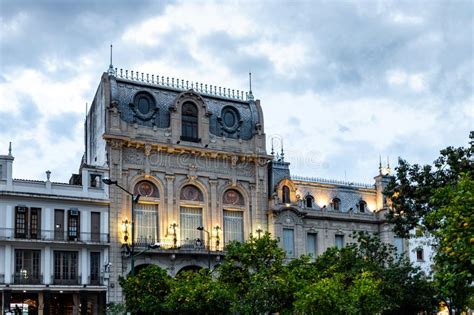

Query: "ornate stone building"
<box><xmin>81</xmin><ymin>66</ymin><xmax>401</xmax><ymax>304</ymax></box>
<box><xmin>85</xmin><ymin>67</ymin><xmax>270</xmax><ymax>303</ymax></box>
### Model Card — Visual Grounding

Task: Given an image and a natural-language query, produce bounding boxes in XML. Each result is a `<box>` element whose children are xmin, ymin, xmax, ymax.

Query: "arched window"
<box><xmin>180</xmin><ymin>185</ymin><xmax>204</xmax><ymax>243</ymax></box>
<box><xmin>359</xmin><ymin>200</ymin><xmax>367</xmax><ymax>213</ymax></box>
<box><xmin>282</xmin><ymin>186</ymin><xmax>290</xmax><ymax>204</ymax></box>
<box><xmin>332</xmin><ymin>198</ymin><xmax>341</xmax><ymax>211</ymax></box>
<box><xmin>222</xmin><ymin>189</ymin><xmax>245</xmax><ymax>244</ymax></box>
<box><xmin>181</xmin><ymin>102</ymin><xmax>199</xmax><ymax>142</ymax></box>
<box><xmin>133</xmin><ymin>181</ymin><xmax>159</xmax><ymax>247</ymax></box>
<box><xmin>305</xmin><ymin>195</ymin><xmax>314</xmax><ymax>208</ymax></box>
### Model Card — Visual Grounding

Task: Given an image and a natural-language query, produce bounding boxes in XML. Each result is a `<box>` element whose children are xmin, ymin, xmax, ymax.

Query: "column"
<box><xmin>4</xmin><ymin>244</ymin><xmax>11</xmax><ymax>284</ymax></box>
<box><xmin>44</xmin><ymin>246</ymin><xmax>51</xmax><ymax>285</ymax></box>
<box><xmin>81</xmin><ymin>248</ymin><xmax>88</xmax><ymax>285</ymax></box>
<box><xmin>209</xmin><ymin>179</ymin><xmax>218</xmax><ymax>228</ymax></box>
<box><xmin>165</xmin><ymin>175</ymin><xmax>175</xmax><ymax>228</ymax></box>
<box><xmin>5</xmin><ymin>205</ymin><xmax>13</xmax><ymax>238</ymax></box>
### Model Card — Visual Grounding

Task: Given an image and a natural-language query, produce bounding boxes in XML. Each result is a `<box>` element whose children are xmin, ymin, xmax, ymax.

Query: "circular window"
<box><xmin>132</xmin><ymin>92</ymin><xmax>156</xmax><ymax>120</ymax></box>
<box><xmin>220</xmin><ymin>106</ymin><xmax>240</xmax><ymax>131</ymax></box>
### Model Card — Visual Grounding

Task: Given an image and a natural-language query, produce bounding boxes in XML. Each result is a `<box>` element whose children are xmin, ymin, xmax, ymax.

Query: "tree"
<box><xmin>217</xmin><ymin>232</ymin><xmax>292</xmax><ymax>314</ymax></box>
<box><xmin>385</xmin><ymin>133</ymin><xmax>473</xmax><ymax>313</ymax></box>
<box><xmin>119</xmin><ymin>264</ymin><xmax>172</xmax><ymax>314</ymax></box>
<box><xmin>164</xmin><ymin>269</ymin><xmax>234</xmax><ymax>314</ymax></box>
<box><xmin>428</xmin><ymin>174</ymin><xmax>474</xmax><ymax>313</ymax></box>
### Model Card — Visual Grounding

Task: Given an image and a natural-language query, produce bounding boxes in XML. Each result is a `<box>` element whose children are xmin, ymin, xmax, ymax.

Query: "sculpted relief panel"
<box><xmin>122</xmin><ymin>147</ymin><xmax>255</xmax><ymax>178</ymax></box>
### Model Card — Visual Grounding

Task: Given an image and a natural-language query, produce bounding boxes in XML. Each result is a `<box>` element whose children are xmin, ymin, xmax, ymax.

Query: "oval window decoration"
<box><xmin>220</xmin><ymin>106</ymin><xmax>240</xmax><ymax>132</ymax></box>
<box><xmin>132</xmin><ymin>92</ymin><xmax>156</xmax><ymax>120</ymax></box>
<box><xmin>134</xmin><ymin>180</ymin><xmax>159</xmax><ymax>198</ymax></box>
<box><xmin>180</xmin><ymin>185</ymin><xmax>204</xmax><ymax>201</ymax></box>
<box><xmin>223</xmin><ymin>189</ymin><xmax>244</xmax><ymax>206</ymax></box>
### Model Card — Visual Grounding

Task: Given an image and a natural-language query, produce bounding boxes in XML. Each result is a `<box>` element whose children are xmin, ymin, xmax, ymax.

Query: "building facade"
<box><xmin>1</xmin><ymin>65</ymin><xmax>411</xmax><ymax>311</ymax></box>
<box><xmin>0</xmin><ymin>150</ymin><xmax>110</xmax><ymax>314</ymax></box>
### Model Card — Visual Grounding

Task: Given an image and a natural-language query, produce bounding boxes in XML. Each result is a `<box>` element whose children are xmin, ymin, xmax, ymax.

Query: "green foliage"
<box><xmin>428</xmin><ymin>174</ymin><xmax>474</xmax><ymax>312</ymax></box>
<box><xmin>119</xmin><ymin>232</ymin><xmax>436</xmax><ymax>315</ymax></box>
<box><xmin>218</xmin><ymin>232</ymin><xmax>292</xmax><ymax>314</ymax></box>
<box><xmin>165</xmin><ymin>270</ymin><xmax>234</xmax><ymax>314</ymax></box>
<box><xmin>119</xmin><ymin>264</ymin><xmax>172</xmax><ymax>314</ymax></box>
<box><xmin>384</xmin><ymin>133</ymin><xmax>474</xmax><ymax>312</ymax></box>
<box><xmin>106</xmin><ymin>302</ymin><xmax>126</xmax><ymax>315</ymax></box>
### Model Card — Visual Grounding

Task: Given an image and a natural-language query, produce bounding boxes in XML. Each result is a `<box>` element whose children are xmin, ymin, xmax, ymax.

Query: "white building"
<box><xmin>0</xmin><ymin>146</ymin><xmax>110</xmax><ymax>315</ymax></box>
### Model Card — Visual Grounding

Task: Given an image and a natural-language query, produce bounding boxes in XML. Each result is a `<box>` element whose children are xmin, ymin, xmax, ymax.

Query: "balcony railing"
<box><xmin>52</xmin><ymin>275</ymin><xmax>80</xmax><ymax>285</ymax></box>
<box><xmin>13</xmin><ymin>272</ymin><xmax>43</xmax><ymax>285</ymax></box>
<box><xmin>0</xmin><ymin>228</ymin><xmax>109</xmax><ymax>243</ymax></box>
<box><xmin>0</xmin><ymin>273</ymin><xmax>4</xmax><ymax>284</ymax></box>
<box><xmin>133</xmin><ymin>238</ymin><xmax>221</xmax><ymax>252</ymax></box>
<box><xmin>88</xmin><ymin>275</ymin><xmax>104</xmax><ymax>286</ymax></box>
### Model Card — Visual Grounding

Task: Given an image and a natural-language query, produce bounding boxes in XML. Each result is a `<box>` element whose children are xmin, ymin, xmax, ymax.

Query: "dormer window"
<box><xmin>332</xmin><ymin>198</ymin><xmax>341</xmax><ymax>211</ymax></box>
<box><xmin>305</xmin><ymin>195</ymin><xmax>314</xmax><ymax>208</ymax></box>
<box><xmin>359</xmin><ymin>200</ymin><xmax>367</xmax><ymax>213</ymax></box>
<box><xmin>181</xmin><ymin>102</ymin><xmax>199</xmax><ymax>142</ymax></box>
<box><xmin>282</xmin><ymin>186</ymin><xmax>290</xmax><ymax>204</ymax></box>
<box><xmin>90</xmin><ymin>174</ymin><xmax>102</xmax><ymax>188</ymax></box>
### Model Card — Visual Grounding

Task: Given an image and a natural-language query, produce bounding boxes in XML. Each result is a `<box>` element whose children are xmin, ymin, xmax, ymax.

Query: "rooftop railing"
<box><xmin>112</xmin><ymin>67</ymin><xmax>251</xmax><ymax>101</ymax></box>
<box><xmin>291</xmin><ymin>175</ymin><xmax>374</xmax><ymax>189</ymax></box>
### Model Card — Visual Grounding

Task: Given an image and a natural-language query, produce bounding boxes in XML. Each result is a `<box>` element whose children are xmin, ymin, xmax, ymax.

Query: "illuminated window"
<box><xmin>223</xmin><ymin>210</ymin><xmax>244</xmax><ymax>244</ymax></box>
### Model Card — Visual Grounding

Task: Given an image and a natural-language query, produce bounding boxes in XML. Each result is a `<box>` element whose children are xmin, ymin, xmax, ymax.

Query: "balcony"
<box><xmin>52</xmin><ymin>275</ymin><xmax>80</xmax><ymax>285</ymax></box>
<box><xmin>0</xmin><ymin>228</ymin><xmax>109</xmax><ymax>244</ymax></box>
<box><xmin>133</xmin><ymin>238</ymin><xmax>219</xmax><ymax>252</ymax></box>
<box><xmin>88</xmin><ymin>275</ymin><xmax>104</xmax><ymax>286</ymax></box>
<box><xmin>13</xmin><ymin>272</ymin><xmax>43</xmax><ymax>285</ymax></box>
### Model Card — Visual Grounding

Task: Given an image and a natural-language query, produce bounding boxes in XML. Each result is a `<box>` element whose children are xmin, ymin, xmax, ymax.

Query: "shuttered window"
<box><xmin>223</xmin><ymin>210</ymin><xmax>243</xmax><ymax>244</ymax></box>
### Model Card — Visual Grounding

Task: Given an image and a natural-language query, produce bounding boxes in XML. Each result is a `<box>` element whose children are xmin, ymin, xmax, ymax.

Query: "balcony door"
<box><xmin>91</xmin><ymin>212</ymin><xmax>100</xmax><ymax>242</ymax></box>
<box><xmin>54</xmin><ymin>209</ymin><xmax>64</xmax><ymax>241</ymax></box>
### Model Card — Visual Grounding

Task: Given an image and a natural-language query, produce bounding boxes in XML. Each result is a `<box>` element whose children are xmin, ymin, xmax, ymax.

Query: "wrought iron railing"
<box><xmin>291</xmin><ymin>175</ymin><xmax>374</xmax><ymax>189</ymax></box>
<box><xmin>0</xmin><ymin>228</ymin><xmax>109</xmax><ymax>243</ymax></box>
<box><xmin>52</xmin><ymin>274</ymin><xmax>80</xmax><ymax>285</ymax></box>
<box><xmin>113</xmin><ymin>67</ymin><xmax>250</xmax><ymax>101</ymax></box>
<box><xmin>13</xmin><ymin>272</ymin><xmax>43</xmax><ymax>285</ymax></box>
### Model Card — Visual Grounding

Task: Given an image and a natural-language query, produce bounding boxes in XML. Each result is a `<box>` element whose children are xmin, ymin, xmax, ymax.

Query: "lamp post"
<box><xmin>197</xmin><ymin>226</ymin><xmax>211</xmax><ymax>270</ymax></box>
<box><xmin>103</xmin><ymin>178</ymin><xmax>140</xmax><ymax>275</ymax></box>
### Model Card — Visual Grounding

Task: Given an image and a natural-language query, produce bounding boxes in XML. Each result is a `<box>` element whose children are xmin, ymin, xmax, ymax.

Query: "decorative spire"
<box><xmin>280</xmin><ymin>139</ymin><xmax>285</xmax><ymax>162</ymax></box>
<box><xmin>108</xmin><ymin>44</ymin><xmax>115</xmax><ymax>76</ymax></box>
<box><xmin>386</xmin><ymin>156</ymin><xmax>391</xmax><ymax>174</ymax></box>
<box><xmin>247</xmin><ymin>71</ymin><xmax>254</xmax><ymax>101</ymax></box>
<box><xmin>8</xmin><ymin>142</ymin><xmax>12</xmax><ymax>156</ymax></box>
<box><xmin>378</xmin><ymin>155</ymin><xmax>382</xmax><ymax>175</ymax></box>
<box><xmin>271</xmin><ymin>137</ymin><xmax>275</xmax><ymax>157</ymax></box>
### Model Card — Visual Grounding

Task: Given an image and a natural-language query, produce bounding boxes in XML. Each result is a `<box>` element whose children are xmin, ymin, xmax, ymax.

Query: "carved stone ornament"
<box><xmin>110</xmin><ymin>139</ymin><xmax>123</xmax><ymax>149</ymax></box>
<box><xmin>144</xmin><ymin>144</ymin><xmax>152</xmax><ymax>157</ymax></box>
<box><xmin>180</xmin><ymin>185</ymin><xmax>203</xmax><ymax>201</ymax></box>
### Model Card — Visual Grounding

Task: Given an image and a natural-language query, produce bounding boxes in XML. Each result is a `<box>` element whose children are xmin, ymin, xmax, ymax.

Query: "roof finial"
<box><xmin>271</xmin><ymin>137</ymin><xmax>275</xmax><ymax>157</ymax></box>
<box><xmin>108</xmin><ymin>44</ymin><xmax>115</xmax><ymax>76</ymax></box>
<box><xmin>8</xmin><ymin>142</ymin><xmax>12</xmax><ymax>156</ymax></box>
<box><xmin>386</xmin><ymin>156</ymin><xmax>391</xmax><ymax>174</ymax></box>
<box><xmin>280</xmin><ymin>139</ymin><xmax>285</xmax><ymax>162</ymax></box>
<box><xmin>247</xmin><ymin>71</ymin><xmax>254</xmax><ymax>101</ymax></box>
<box><xmin>379</xmin><ymin>155</ymin><xmax>382</xmax><ymax>175</ymax></box>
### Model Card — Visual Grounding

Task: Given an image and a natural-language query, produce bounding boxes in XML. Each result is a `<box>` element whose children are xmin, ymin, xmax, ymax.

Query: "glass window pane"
<box><xmin>307</xmin><ymin>233</ymin><xmax>317</xmax><ymax>257</ymax></box>
<box><xmin>335</xmin><ymin>235</ymin><xmax>344</xmax><ymax>249</ymax></box>
<box><xmin>135</xmin><ymin>204</ymin><xmax>158</xmax><ymax>246</ymax></box>
<box><xmin>223</xmin><ymin>210</ymin><xmax>243</xmax><ymax>244</ymax></box>
<box><xmin>180</xmin><ymin>207</ymin><xmax>202</xmax><ymax>242</ymax></box>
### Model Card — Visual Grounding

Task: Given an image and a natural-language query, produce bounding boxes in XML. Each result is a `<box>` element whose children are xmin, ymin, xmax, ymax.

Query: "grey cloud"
<box><xmin>0</xmin><ymin>94</ymin><xmax>42</xmax><ymax>133</ymax></box>
<box><xmin>47</xmin><ymin>112</ymin><xmax>82</xmax><ymax>140</ymax></box>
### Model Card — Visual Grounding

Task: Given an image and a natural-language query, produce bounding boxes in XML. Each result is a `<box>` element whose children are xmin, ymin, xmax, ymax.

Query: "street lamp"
<box><xmin>103</xmin><ymin>178</ymin><xmax>141</xmax><ymax>275</ymax></box>
<box><xmin>197</xmin><ymin>226</ymin><xmax>211</xmax><ymax>270</ymax></box>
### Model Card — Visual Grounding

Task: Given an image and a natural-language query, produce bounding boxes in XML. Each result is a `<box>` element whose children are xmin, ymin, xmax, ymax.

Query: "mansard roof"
<box><xmin>107</xmin><ymin>69</ymin><xmax>263</xmax><ymax>141</ymax></box>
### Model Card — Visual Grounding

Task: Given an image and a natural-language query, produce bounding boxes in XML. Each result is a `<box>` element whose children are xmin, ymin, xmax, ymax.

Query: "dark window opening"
<box><xmin>90</xmin><ymin>252</ymin><xmax>100</xmax><ymax>285</ymax></box>
<box><xmin>416</xmin><ymin>248</ymin><xmax>424</xmax><ymax>261</ymax></box>
<box><xmin>15</xmin><ymin>206</ymin><xmax>41</xmax><ymax>239</ymax></box>
<box><xmin>282</xmin><ymin>186</ymin><xmax>290</xmax><ymax>204</ymax></box>
<box><xmin>306</xmin><ymin>196</ymin><xmax>313</xmax><ymax>208</ymax></box>
<box><xmin>181</xmin><ymin>102</ymin><xmax>199</xmax><ymax>142</ymax></box>
<box><xmin>332</xmin><ymin>198</ymin><xmax>341</xmax><ymax>211</ymax></box>
<box><xmin>14</xmin><ymin>249</ymin><xmax>41</xmax><ymax>284</ymax></box>
<box><xmin>54</xmin><ymin>251</ymin><xmax>78</xmax><ymax>284</ymax></box>
<box><xmin>359</xmin><ymin>200</ymin><xmax>366</xmax><ymax>213</ymax></box>
<box><xmin>15</xmin><ymin>207</ymin><xmax>27</xmax><ymax>238</ymax></box>
<box><xmin>90</xmin><ymin>174</ymin><xmax>102</xmax><ymax>188</ymax></box>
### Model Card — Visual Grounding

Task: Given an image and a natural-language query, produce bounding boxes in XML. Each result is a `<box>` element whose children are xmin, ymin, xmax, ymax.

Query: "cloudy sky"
<box><xmin>0</xmin><ymin>0</ymin><xmax>472</xmax><ymax>184</ymax></box>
